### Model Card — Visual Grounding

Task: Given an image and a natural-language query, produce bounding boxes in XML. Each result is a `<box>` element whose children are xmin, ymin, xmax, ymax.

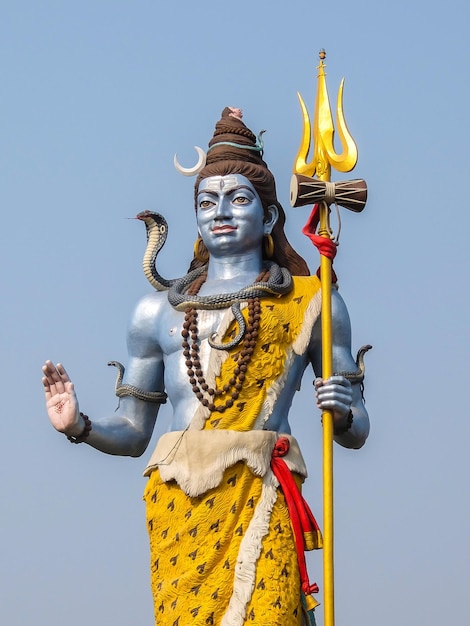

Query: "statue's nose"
<box><xmin>213</xmin><ymin>196</ymin><xmax>231</xmax><ymax>220</ymax></box>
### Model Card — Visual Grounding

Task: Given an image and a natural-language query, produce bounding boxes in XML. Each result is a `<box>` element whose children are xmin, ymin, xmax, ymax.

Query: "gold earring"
<box><xmin>263</xmin><ymin>233</ymin><xmax>274</xmax><ymax>259</ymax></box>
<box><xmin>194</xmin><ymin>237</ymin><xmax>209</xmax><ymax>263</ymax></box>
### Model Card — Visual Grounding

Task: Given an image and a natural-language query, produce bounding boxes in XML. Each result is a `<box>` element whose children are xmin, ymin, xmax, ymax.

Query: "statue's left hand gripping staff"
<box><xmin>290</xmin><ymin>49</ymin><xmax>371</xmax><ymax>626</ymax></box>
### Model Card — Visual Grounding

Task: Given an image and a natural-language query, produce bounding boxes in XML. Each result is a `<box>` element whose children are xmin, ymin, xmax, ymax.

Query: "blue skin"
<box><xmin>42</xmin><ymin>175</ymin><xmax>369</xmax><ymax>455</ymax></box>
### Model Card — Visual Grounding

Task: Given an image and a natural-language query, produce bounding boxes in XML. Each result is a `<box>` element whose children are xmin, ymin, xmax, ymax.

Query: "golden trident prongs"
<box><xmin>293</xmin><ymin>49</ymin><xmax>357</xmax><ymax>182</ymax></box>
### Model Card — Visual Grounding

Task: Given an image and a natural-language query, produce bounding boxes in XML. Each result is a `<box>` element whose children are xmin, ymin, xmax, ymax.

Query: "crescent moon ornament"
<box><xmin>173</xmin><ymin>146</ymin><xmax>207</xmax><ymax>176</ymax></box>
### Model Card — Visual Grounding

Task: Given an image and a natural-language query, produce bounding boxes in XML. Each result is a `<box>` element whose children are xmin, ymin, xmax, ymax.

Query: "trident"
<box><xmin>291</xmin><ymin>50</ymin><xmax>367</xmax><ymax>626</ymax></box>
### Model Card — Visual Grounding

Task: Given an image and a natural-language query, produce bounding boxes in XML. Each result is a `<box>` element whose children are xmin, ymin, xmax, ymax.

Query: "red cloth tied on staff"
<box><xmin>270</xmin><ymin>437</ymin><xmax>322</xmax><ymax>603</ymax></box>
<box><xmin>302</xmin><ymin>204</ymin><xmax>338</xmax><ymax>283</ymax></box>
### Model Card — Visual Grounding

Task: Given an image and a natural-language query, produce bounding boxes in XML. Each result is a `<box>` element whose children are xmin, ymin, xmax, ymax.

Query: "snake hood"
<box><xmin>136</xmin><ymin>210</ymin><xmax>175</xmax><ymax>291</ymax></box>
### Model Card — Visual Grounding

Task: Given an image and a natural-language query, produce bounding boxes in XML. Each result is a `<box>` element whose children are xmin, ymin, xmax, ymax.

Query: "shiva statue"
<box><xmin>42</xmin><ymin>107</ymin><xmax>369</xmax><ymax>626</ymax></box>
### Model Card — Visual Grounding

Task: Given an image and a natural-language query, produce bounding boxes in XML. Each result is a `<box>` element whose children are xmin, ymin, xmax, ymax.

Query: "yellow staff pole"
<box><xmin>319</xmin><ymin>203</ymin><xmax>335</xmax><ymax>626</ymax></box>
<box><xmin>293</xmin><ymin>49</ymin><xmax>358</xmax><ymax>626</ymax></box>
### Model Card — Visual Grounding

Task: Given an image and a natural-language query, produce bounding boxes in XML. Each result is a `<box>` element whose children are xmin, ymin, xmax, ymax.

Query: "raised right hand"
<box><xmin>42</xmin><ymin>360</ymin><xmax>83</xmax><ymax>436</ymax></box>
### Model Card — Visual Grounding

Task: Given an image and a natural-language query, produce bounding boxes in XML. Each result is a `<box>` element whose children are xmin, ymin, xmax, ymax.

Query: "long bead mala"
<box><xmin>181</xmin><ymin>270</ymin><xmax>268</xmax><ymax>413</ymax></box>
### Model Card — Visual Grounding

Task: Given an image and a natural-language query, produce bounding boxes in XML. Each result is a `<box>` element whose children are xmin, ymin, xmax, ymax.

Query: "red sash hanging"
<box><xmin>271</xmin><ymin>437</ymin><xmax>322</xmax><ymax>609</ymax></box>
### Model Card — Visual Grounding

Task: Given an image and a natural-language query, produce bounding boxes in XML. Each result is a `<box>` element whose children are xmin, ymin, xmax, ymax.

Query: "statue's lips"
<box><xmin>211</xmin><ymin>225</ymin><xmax>237</xmax><ymax>234</ymax></box>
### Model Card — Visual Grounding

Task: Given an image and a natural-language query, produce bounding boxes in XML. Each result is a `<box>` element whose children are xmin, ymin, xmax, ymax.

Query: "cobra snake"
<box><xmin>108</xmin><ymin>360</ymin><xmax>167</xmax><ymax>404</ymax></box>
<box><xmin>136</xmin><ymin>210</ymin><xmax>175</xmax><ymax>291</ymax></box>
<box><xmin>335</xmin><ymin>344</ymin><xmax>372</xmax><ymax>385</ymax></box>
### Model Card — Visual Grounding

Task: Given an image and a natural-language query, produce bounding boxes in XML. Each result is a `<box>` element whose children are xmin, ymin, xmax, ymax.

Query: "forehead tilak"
<box><xmin>203</xmin><ymin>176</ymin><xmax>240</xmax><ymax>192</ymax></box>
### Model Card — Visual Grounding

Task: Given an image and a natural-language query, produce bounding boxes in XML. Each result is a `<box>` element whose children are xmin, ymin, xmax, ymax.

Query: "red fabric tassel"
<box><xmin>302</xmin><ymin>204</ymin><xmax>338</xmax><ymax>283</ymax></box>
<box><xmin>271</xmin><ymin>437</ymin><xmax>321</xmax><ymax>599</ymax></box>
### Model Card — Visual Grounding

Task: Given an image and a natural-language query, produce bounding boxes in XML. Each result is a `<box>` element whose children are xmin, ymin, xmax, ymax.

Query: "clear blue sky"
<box><xmin>1</xmin><ymin>1</ymin><xmax>469</xmax><ymax>625</ymax></box>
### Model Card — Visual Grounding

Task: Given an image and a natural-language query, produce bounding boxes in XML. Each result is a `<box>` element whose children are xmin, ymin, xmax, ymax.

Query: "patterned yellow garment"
<box><xmin>201</xmin><ymin>276</ymin><xmax>322</xmax><ymax>433</ymax></box>
<box><xmin>144</xmin><ymin>464</ymin><xmax>301</xmax><ymax>625</ymax></box>
<box><xmin>144</xmin><ymin>276</ymin><xmax>322</xmax><ymax>626</ymax></box>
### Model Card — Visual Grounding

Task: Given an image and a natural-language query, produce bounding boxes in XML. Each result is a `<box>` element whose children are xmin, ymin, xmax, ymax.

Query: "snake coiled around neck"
<box><xmin>136</xmin><ymin>210</ymin><xmax>293</xmax><ymax>311</ymax></box>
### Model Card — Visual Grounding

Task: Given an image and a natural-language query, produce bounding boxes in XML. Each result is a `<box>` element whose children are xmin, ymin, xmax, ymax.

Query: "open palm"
<box><xmin>42</xmin><ymin>360</ymin><xmax>81</xmax><ymax>435</ymax></box>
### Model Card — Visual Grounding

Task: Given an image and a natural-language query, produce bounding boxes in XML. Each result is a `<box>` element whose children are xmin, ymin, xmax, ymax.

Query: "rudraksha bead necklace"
<box><xmin>181</xmin><ymin>269</ymin><xmax>268</xmax><ymax>413</ymax></box>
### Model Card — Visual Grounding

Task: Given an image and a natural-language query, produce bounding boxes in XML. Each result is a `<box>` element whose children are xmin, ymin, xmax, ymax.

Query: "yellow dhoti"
<box><xmin>144</xmin><ymin>462</ymin><xmax>302</xmax><ymax>625</ymax></box>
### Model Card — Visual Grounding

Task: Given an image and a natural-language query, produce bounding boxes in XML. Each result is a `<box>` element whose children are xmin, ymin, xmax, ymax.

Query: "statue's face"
<box><xmin>196</xmin><ymin>175</ymin><xmax>266</xmax><ymax>257</ymax></box>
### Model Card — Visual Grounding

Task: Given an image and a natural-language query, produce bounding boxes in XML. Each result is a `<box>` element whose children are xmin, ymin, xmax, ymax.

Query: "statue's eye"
<box><xmin>233</xmin><ymin>196</ymin><xmax>249</xmax><ymax>205</ymax></box>
<box><xmin>199</xmin><ymin>199</ymin><xmax>214</xmax><ymax>209</ymax></box>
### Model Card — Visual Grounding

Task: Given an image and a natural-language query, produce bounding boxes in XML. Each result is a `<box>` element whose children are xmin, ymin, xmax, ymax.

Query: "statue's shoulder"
<box><xmin>129</xmin><ymin>291</ymin><xmax>172</xmax><ymax>336</ymax></box>
<box><xmin>140</xmin><ymin>290</ymin><xmax>170</xmax><ymax>305</ymax></box>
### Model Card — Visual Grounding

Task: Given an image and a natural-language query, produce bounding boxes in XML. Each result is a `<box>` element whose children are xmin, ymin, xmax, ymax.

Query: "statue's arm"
<box><xmin>43</xmin><ymin>293</ymin><xmax>165</xmax><ymax>457</ymax></box>
<box><xmin>308</xmin><ymin>288</ymin><xmax>370</xmax><ymax>449</ymax></box>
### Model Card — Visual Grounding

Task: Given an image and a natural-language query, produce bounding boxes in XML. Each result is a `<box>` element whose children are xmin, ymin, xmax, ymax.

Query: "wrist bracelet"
<box><xmin>333</xmin><ymin>410</ymin><xmax>353</xmax><ymax>436</ymax></box>
<box><xmin>67</xmin><ymin>413</ymin><xmax>92</xmax><ymax>444</ymax></box>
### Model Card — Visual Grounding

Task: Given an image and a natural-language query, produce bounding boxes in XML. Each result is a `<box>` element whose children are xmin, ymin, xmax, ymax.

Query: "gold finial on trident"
<box><xmin>293</xmin><ymin>49</ymin><xmax>358</xmax><ymax>182</ymax></box>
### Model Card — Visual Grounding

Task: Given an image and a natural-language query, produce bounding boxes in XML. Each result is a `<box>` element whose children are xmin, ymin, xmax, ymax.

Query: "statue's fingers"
<box><xmin>42</xmin><ymin>376</ymin><xmax>53</xmax><ymax>400</ymax></box>
<box><xmin>56</xmin><ymin>363</ymin><xmax>71</xmax><ymax>382</ymax></box>
<box><xmin>43</xmin><ymin>359</ymin><xmax>59</xmax><ymax>371</ymax></box>
<box><xmin>317</xmin><ymin>389</ymin><xmax>352</xmax><ymax>409</ymax></box>
<box><xmin>42</xmin><ymin>364</ymin><xmax>59</xmax><ymax>395</ymax></box>
<box><xmin>64</xmin><ymin>381</ymin><xmax>76</xmax><ymax>396</ymax></box>
<box><xmin>319</xmin><ymin>398</ymin><xmax>350</xmax><ymax>416</ymax></box>
<box><xmin>42</xmin><ymin>360</ymin><xmax>55</xmax><ymax>379</ymax></box>
<box><xmin>317</xmin><ymin>385</ymin><xmax>351</xmax><ymax>399</ymax></box>
<box><xmin>327</xmin><ymin>375</ymin><xmax>352</xmax><ymax>388</ymax></box>
<box><xmin>42</xmin><ymin>360</ymin><xmax>62</xmax><ymax>380</ymax></box>
<box><xmin>318</xmin><ymin>398</ymin><xmax>350</xmax><ymax>412</ymax></box>
<box><xmin>45</xmin><ymin>364</ymin><xmax>66</xmax><ymax>393</ymax></box>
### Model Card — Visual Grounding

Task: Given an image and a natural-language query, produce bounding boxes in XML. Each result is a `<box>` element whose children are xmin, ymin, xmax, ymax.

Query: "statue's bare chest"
<box><xmin>156</xmin><ymin>304</ymin><xmax>229</xmax><ymax>356</ymax></box>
